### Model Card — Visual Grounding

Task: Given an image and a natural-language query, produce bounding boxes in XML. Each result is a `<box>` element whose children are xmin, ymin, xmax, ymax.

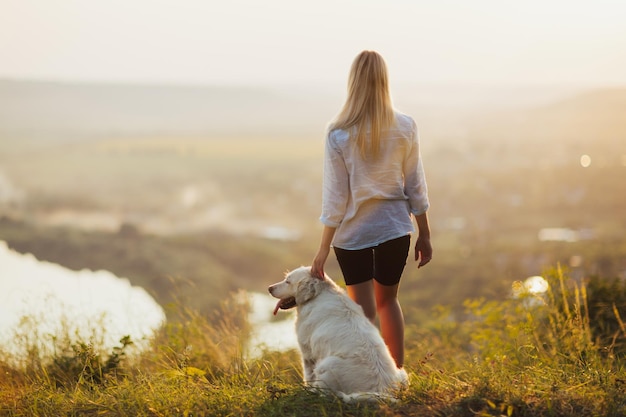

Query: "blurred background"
<box><xmin>0</xmin><ymin>0</ymin><xmax>625</xmax><ymax>348</ymax></box>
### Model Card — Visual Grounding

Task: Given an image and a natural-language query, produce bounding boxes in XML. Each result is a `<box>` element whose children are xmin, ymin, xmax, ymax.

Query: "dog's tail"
<box><xmin>337</xmin><ymin>391</ymin><xmax>398</xmax><ymax>404</ymax></box>
<box><xmin>338</xmin><ymin>368</ymin><xmax>409</xmax><ymax>403</ymax></box>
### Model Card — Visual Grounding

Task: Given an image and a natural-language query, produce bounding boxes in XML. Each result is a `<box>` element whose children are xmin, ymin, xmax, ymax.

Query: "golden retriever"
<box><xmin>268</xmin><ymin>266</ymin><xmax>408</xmax><ymax>402</ymax></box>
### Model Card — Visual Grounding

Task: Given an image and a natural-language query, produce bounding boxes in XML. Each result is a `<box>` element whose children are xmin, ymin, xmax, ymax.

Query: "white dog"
<box><xmin>268</xmin><ymin>266</ymin><xmax>408</xmax><ymax>402</ymax></box>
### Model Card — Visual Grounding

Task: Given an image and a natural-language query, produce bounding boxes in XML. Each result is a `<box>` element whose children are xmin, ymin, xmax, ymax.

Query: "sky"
<box><xmin>1</xmin><ymin>0</ymin><xmax>626</xmax><ymax>89</ymax></box>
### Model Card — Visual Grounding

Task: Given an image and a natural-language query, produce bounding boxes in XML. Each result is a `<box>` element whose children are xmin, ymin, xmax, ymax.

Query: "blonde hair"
<box><xmin>330</xmin><ymin>50</ymin><xmax>395</xmax><ymax>157</ymax></box>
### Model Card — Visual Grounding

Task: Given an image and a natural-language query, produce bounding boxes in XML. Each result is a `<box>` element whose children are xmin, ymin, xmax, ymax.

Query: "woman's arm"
<box><xmin>311</xmin><ymin>225</ymin><xmax>336</xmax><ymax>278</ymax></box>
<box><xmin>403</xmin><ymin>121</ymin><xmax>430</xmax><ymax>216</ymax></box>
<box><xmin>320</xmin><ymin>132</ymin><xmax>350</xmax><ymax>228</ymax></box>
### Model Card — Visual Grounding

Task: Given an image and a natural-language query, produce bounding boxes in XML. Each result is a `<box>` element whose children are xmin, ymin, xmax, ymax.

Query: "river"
<box><xmin>0</xmin><ymin>241</ymin><xmax>298</xmax><ymax>364</ymax></box>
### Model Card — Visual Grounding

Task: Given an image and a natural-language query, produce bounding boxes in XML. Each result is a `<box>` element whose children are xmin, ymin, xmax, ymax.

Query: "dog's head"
<box><xmin>268</xmin><ymin>266</ymin><xmax>327</xmax><ymax>315</ymax></box>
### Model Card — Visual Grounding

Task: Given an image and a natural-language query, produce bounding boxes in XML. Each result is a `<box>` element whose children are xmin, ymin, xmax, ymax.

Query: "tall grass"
<box><xmin>1</xmin><ymin>266</ymin><xmax>625</xmax><ymax>416</ymax></box>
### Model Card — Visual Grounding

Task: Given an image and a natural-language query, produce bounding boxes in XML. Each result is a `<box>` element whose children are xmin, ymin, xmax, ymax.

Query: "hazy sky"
<box><xmin>1</xmin><ymin>0</ymin><xmax>626</xmax><ymax>89</ymax></box>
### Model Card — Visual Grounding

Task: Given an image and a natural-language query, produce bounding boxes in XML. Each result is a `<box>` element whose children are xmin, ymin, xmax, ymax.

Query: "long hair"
<box><xmin>330</xmin><ymin>50</ymin><xmax>395</xmax><ymax>158</ymax></box>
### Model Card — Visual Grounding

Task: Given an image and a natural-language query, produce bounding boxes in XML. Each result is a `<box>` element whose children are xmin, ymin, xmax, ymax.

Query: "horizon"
<box><xmin>3</xmin><ymin>76</ymin><xmax>620</xmax><ymax>113</ymax></box>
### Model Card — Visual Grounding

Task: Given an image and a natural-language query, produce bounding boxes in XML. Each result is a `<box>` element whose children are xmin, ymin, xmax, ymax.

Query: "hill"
<box><xmin>0</xmin><ymin>79</ymin><xmax>332</xmax><ymax>137</ymax></box>
<box><xmin>524</xmin><ymin>88</ymin><xmax>626</xmax><ymax>145</ymax></box>
<box><xmin>470</xmin><ymin>87</ymin><xmax>626</xmax><ymax>149</ymax></box>
<box><xmin>1</xmin><ymin>79</ymin><xmax>586</xmax><ymax>142</ymax></box>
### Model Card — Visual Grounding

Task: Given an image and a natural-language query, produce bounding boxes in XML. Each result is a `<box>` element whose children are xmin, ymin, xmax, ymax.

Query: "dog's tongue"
<box><xmin>273</xmin><ymin>299</ymin><xmax>282</xmax><ymax>316</ymax></box>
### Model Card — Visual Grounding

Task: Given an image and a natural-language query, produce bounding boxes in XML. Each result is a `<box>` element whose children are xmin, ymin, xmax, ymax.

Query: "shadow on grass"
<box><xmin>253</xmin><ymin>383</ymin><xmax>397</xmax><ymax>417</ymax></box>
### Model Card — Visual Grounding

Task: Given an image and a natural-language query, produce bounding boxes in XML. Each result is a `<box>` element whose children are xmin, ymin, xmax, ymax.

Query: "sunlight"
<box><xmin>524</xmin><ymin>276</ymin><xmax>549</xmax><ymax>295</ymax></box>
<box><xmin>512</xmin><ymin>275</ymin><xmax>549</xmax><ymax>302</ymax></box>
<box><xmin>580</xmin><ymin>154</ymin><xmax>592</xmax><ymax>168</ymax></box>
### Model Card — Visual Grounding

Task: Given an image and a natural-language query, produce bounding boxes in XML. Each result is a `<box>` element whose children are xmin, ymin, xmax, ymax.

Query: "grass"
<box><xmin>1</xmin><ymin>266</ymin><xmax>626</xmax><ymax>417</ymax></box>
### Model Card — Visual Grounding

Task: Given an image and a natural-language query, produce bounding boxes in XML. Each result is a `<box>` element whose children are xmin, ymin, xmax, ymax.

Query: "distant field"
<box><xmin>1</xmin><ymin>87</ymin><xmax>626</xmax><ymax>320</ymax></box>
<box><xmin>0</xmin><ymin>135</ymin><xmax>324</xmax><ymax>236</ymax></box>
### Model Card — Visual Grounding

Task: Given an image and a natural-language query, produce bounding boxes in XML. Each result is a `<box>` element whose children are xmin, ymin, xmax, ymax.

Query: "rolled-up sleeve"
<box><xmin>403</xmin><ymin>124</ymin><xmax>430</xmax><ymax>216</ymax></box>
<box><xmin>320</xmin><ymin>132</ymin><xmax>350</xmax><ymax>227</ymax></box>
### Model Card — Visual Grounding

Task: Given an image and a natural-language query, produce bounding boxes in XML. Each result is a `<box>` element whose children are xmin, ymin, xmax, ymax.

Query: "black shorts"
<box><xmin>333</xmin><ymin>235</ymin><xmax>411</xmax><ymax>286</ymax></box>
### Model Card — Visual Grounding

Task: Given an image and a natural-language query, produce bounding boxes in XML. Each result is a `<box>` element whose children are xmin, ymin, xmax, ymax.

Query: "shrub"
<box><xmin>585</xmin><ymin>274</ymin><xmax>626</xmax><ymax>356</ymax></box>
<box><xmin>45</xmin><ymin>335</ymin><xmax>133</xmax><ymax>388</ymax></box>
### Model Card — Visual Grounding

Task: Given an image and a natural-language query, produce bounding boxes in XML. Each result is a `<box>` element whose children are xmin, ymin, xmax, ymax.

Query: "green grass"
<box><xmin>2</xmin><ymin>266</ymin><xmax>626</xmax><ymax>417</ymax></box>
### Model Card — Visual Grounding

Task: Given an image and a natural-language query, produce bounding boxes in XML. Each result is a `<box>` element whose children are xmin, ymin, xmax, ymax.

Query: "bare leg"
<box><xmin>346</xmin><ymin>280</ymin><xmax>376</xmax><ymax>323</ymax></box>
<box><xmin>374</xmin><ymin>281</ymin><xmax>404</xmax><ymax>368</ymax></box>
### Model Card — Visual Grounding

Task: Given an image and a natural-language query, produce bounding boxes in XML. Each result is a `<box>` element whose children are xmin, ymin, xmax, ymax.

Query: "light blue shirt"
<box><xmin>320</xmin><ymin>112</ymin><xmax>429</xmax><ymax>250</ymax></box>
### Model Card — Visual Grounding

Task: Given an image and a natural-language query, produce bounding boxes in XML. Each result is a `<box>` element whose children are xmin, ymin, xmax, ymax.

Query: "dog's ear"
<box><xmin>295</xmin><ymin>275</ymin><xmax>322</xmax><ymax>306</ymax></box>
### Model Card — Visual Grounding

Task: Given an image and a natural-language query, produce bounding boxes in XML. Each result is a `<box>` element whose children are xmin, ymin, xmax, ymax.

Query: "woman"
<box><xmin>311</xmin><ymin>50</ymin><xmax>432</xmax><ymax>369</ymax></box>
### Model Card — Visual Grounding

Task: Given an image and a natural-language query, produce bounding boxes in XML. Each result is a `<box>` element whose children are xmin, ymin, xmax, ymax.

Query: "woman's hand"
<box><xmin>414</xmin><ymin>212</ymin><xmax>432</xmax><ymax>268</ymax></box>
<box><xmin>311</xmin><ymin>247</ymin><xmax>329</xmax><ymax>279</ymax></box>
<box><xmin>415</xmin><ymin>234</ymin><xmax>432</xmax><ymax>268</ymax></box>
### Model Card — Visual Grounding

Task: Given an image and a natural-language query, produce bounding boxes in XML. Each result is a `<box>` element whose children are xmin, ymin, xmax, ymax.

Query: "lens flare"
<box><xmin>580</xmin><ymin>154</ymin><xmax>591</xmax><ymax>168</ymax></box>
